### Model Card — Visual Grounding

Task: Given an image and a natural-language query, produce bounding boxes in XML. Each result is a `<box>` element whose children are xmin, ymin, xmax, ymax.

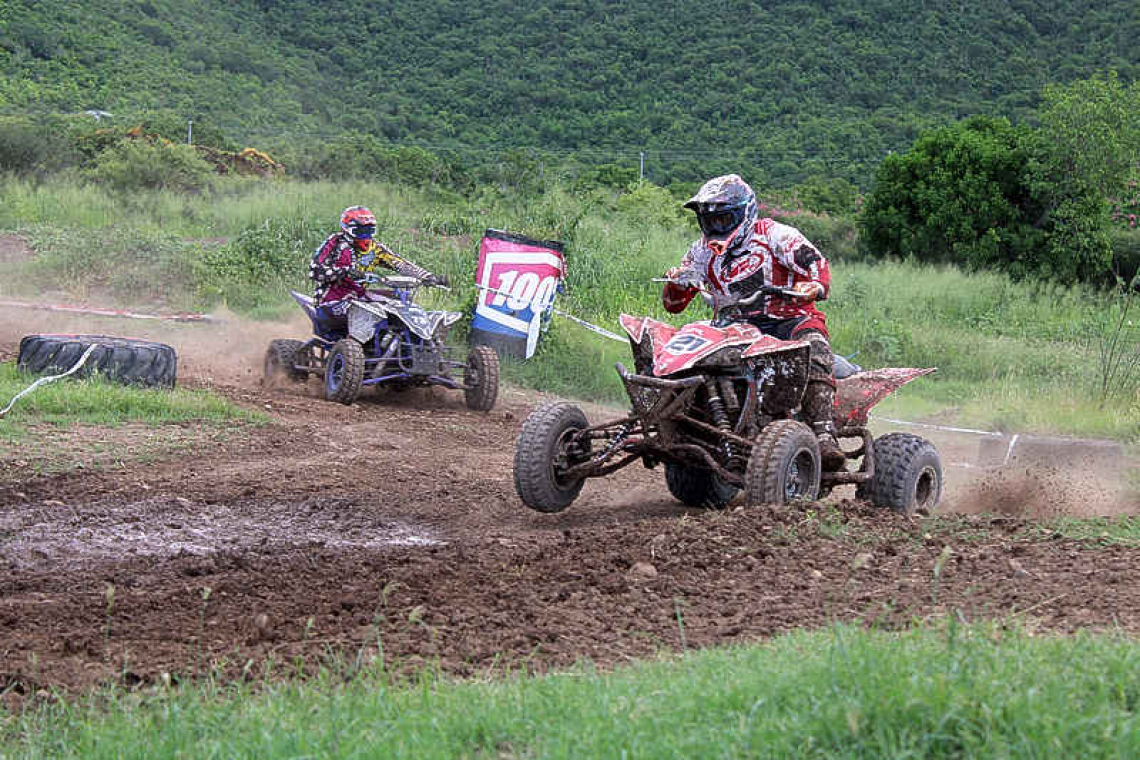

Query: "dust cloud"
<box><xmin>940</xmin><ymin>435</ymin><xmax>1139</xmax><ymax>519</ymax></box>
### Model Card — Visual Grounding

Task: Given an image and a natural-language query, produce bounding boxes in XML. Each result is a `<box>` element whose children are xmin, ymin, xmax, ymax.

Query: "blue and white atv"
<box><xmin>264</xmin><ymin>274</ymin><xmax>499</xmax><ymax>410</ymax></box>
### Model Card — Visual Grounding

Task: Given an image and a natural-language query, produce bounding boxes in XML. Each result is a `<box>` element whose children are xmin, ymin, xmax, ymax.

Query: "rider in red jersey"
<box><xmin>663</xmin><ymin>174</ymin><xmax>843</xmax><ymax>469</ymax></box>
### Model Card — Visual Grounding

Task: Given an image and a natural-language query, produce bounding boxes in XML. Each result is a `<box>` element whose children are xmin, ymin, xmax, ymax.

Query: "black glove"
<box><xmin>347</xmin><ymin>268</ymin><xmax>367</xmax><ymax>281</ymax></box>
<box><xmin>425</xmin><ymin>273</ymin><xmax>449</xmax><ymax>288</ymax></box>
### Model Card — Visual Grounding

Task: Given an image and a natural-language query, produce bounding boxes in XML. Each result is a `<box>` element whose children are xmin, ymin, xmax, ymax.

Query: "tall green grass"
<box><xmin>0</xmin><ymin>174</ymin><xmax>420</xmax><ymax>238</ymax></box>
<box><xmin>4</xmin><ymin>623</ymin><xmax>1138</xmax><ymax>759</ymax></box>
<box><xmin>2</xmin><ymin>176</ymin><xmax>1137</xmax><ymax>439</ymax></box>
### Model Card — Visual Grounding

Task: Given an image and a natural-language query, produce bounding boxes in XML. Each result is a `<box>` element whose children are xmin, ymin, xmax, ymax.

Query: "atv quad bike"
<box><xmin>513</xmin><ymin>284</ymin><xmax>941</xmax><ymax>515</ymax></box>
<box><xmin>264</xmin><ymin>274</ymin><xmax>499</xmax><ymax>411</ymax></box>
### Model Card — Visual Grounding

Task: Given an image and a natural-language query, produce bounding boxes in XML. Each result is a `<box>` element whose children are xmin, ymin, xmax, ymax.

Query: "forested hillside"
<box><xmin>1</xmin><ymin>0</ymin><xmax>1138</xmax><ymax>187</ymax></box>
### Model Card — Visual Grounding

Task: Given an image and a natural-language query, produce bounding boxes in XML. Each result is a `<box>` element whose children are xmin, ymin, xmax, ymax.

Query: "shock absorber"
<box><xmin>704</xmin><ymin>379</ymin><xmax>743</xmax><ymax>471</ymax></box>
<box><xmin>717</xmin><ymin>377</ymin><xmax>740</xmax><ymax>415</ymax></box>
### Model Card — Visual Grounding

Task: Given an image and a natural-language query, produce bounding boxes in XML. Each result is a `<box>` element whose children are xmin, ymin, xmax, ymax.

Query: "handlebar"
<box><xmin>653</xmin><ymin>278</ymin><xmax>800</xmax><ymax>303</ymax></box>
<box><xmin>356</xmin><ymin>273</ymin><xmax>449</xmax><ymax>291</ymax></box>
<box><xmin>737</xmin><ymin>284</ymin><xmax>801</xmax><ymax>304</ymax></box>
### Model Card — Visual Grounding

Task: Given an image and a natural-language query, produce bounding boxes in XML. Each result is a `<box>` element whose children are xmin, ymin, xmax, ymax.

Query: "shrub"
<box><xmin>613</xmin><ymin>181</ymin><xmax>687</xmax><ymax>231</ymax></box>
<box><xmin>87</xmin><ymin>139</ymin><xmax>216</xmax><ymax>194</ymax></box>
<box><xmin>0</xmin><ymin>116</ymin><xmax>81</xmax><ymax>175</ymax></box>
<box><xmin>282</xmin><ymin>133</ymin><xmax>470</xmax><ymax>190</ymax></box>
<box><xmin>791</xmin><ymin>175</ymin><xmax>861</xmax><ymax>216</ymax></box>
<box><xmin>195</xmin><ymin>216</ymin><xmax>325</xmax><ymax>310</ymax></box>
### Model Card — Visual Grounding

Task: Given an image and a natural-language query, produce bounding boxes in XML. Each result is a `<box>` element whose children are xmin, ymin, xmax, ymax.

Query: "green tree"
<box><xmin>1031</xmin><ymin>72</ymin><xmax>1140</xmax><ymax>208</ymax></box>
<box><xmin>860</xmin><ymin>77</ymin><xmax>1140</xmax><ymax>286</ymax></box>
<box><xmin>1023</xmin><ymin>72</ymin><xmax>1140</xmax><ymax>284</ymax></box>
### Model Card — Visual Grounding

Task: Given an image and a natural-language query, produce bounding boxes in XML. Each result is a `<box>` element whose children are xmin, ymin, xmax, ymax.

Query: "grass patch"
<box><xmin>1030</xmin><ymin>516</ymin><xmax>1140</xmax><ymax>547</ymax></box>
<box><xmin>3</xmin><ymin>622</ymin><xmax>1139</xmax><ymax>758</ymax></box>
<box><xmin>0</xmin><ymin>362</ymin><xmax>265</xmax><ymax>477</ymax></box>
<box><xmin>0</xmin><ymin>363</ymin><xmax>264</xmax><ymax>427</ymax></box>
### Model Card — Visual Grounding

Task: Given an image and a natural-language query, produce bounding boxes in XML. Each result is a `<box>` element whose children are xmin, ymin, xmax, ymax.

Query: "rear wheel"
<box><xmin>857</xmin><ymin>432</ymin><xmax>942</xmax><ymax>515</ymax></box>
<box><xmin>17</xmin><ymin>334</ymin><xmax>177</xmax><ymax>389</ymax></box>
<box><xmin>664</xmin><ymin>463</ymin><xmax>739</xmax><ymax>508</ymax></box>
<box><xmin>464</xmin><ymin>344</ymin><xmax>499</xmax><ymax>411</ymax></box>
<box><xmin>514</xmin><ymin>402</ymin><xmax>589</xmax><ymax>513</ymax></box>
<box><xmin>264</xmin><ymin>339</ymin><xmax>306</xmax><ymax>384</ymax></box>
<box><xmin>744</xmin><ymin>420</ymin><xmax>821</xmax><ymax>506</ymax></box>
<box><xmin>324</xmin><ymin>338</ymin><xmax>364</xmax><ymax>405</ymax></box>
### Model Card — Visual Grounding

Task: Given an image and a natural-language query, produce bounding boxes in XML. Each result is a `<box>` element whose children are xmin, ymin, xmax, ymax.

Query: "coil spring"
<box><xmin>706</xmin><ymin>381</ymin><xmax>744</xmax><ymax>471</ymax></box>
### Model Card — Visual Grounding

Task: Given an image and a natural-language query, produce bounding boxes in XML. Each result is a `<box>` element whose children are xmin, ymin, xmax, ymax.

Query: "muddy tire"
<box><xmin>464</xmin><ymin>344</ymin><xmax>499</xmax><ymax>412</ymax></box>
<box><xmin>744</xmin><ymin>419</ymin><xmax>820</xmax><ymax>506</ymax></box>
<box><xmin>264</xmin><ymin>339</ymin><xmax>306</xmax><ymax>384</ymax></box>
<box><xmin>664</xmin><ymin>463</ymin><xmax>738</xmax><ymax>508</ymax></box>
<box><xmin>857</xmin><ymin>432</ymin><xmax>942</xmax><ymax>515</ymax></box>
<box><xmin>514</xmin><ymin>401</ymin><xmax>589</xmax><ymax>513</ymax></box>
<box><xmin>324</xmin><ymin>338</ymin><xmax>364</xmax><ymax>405</ymax></box>
<box><xmin>17</xmin><ymin>334</ymin><xmax>177</xmax><ymax>389</ymax></box>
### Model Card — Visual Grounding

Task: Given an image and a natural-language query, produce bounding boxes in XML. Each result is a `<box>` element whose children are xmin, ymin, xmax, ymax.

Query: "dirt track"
<box><xmin>2</xmin><ymin>351</ymin><xmax>1139</xmax><ymax>705</ymax></box>
<box><xmin>0</xmin><ymin>264</ymin><xmax>1137</xmax><ymax>703</ymax></box>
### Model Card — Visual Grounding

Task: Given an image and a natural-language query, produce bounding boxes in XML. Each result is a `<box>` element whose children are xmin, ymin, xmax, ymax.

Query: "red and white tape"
<box><xmin>0</xmin><ymin>299</ymin><xmax>215</xmax><ymax>323</ymax></box>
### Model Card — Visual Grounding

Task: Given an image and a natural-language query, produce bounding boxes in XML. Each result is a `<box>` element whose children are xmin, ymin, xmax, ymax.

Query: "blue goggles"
<box><xmin>349</xmin><ymin>224</ymin><xmax>376</xmax><ymax>240</ymax></box>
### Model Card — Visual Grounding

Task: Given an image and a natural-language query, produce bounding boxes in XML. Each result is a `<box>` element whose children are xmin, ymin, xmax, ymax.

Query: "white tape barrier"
<box><xmin>870</xmin><ymin>414</ymin><xmax>1018</xmax><ymax>470</ymax></box>
<box><xmin>474</xmin><ymin>283</ymin><xmax>627</xmax><ymax>344</ymax></box>
<box><xmin>869</xmin><ymin>415</ymin><xmax>1001</xmax><ymax>438</ymax></box>
<box><xmin>549</xmin><ymin>309</ymin><xmax>626</xmax><ymax>343</ymax></box>
<box><xmin>1</xmin><ymin>344</ymin><xmax>98</xmax><ymax>419</ymax></box>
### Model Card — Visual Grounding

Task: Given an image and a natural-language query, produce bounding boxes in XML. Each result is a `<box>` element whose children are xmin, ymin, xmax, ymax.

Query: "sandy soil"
<box><xmin>1</xmin><ymin>275</ymin><xmax>1138</xmax><ymax>706</ymax></box>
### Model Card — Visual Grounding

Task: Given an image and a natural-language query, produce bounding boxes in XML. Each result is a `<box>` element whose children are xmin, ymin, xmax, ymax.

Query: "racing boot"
<box><xmin>803</xmin><ymin>380</ymin><xmax>846</xmax><ymax>471</ymax></box>
<box><xmin>812</xmin><ymin>421</ymin><xmax>846</xmax><ymax>471</ymax></box>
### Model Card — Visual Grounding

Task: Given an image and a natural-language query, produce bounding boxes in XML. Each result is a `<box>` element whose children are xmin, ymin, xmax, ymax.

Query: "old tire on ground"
<box><xmin>664</xmin><ymin>463</ymin><xmax>739</xmax><ymax>508</ymax></box>
<box><xmin>857</xmin><ymin>432</ymin><xmax>942</xmax><ymax>515</ymax></box>
<box><xmin>17</xmin><ymin>334</ymin><xmax>177</xmax><ymax>389</ymax></box>
<box><xmin>514</xmin><ymin>401</ymin><xmax>589</xmax><ymax>513</ymax></box>
<box><xmin>744</xmin><ymin>419</ymin><xmax>821</xmax><ymax>506</ymax></box>
<box><xmin>324</xmin><ymin>338</ymin><xmax>364</xmax><ymax>405</ymax></box>
<box><xmin>464</xmin><ymin>344</ymin><xmax>499</xmax><ymax>412</ymax></box>
<box><xmin>264</xmin><ymin>339</ymin><xmax>306</xmax><ymax>384</ymax></box>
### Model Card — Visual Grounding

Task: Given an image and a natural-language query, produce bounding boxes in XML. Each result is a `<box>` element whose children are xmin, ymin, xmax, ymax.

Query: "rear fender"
<box><xmin>291</xmin><ymin>290</ymin><xmax>318</xmax><ymax>321</ymax></box>
<box><xmin>835</xmin><ymin>368</ymin><xmax>936</xmax><ymax>426</ymax></box>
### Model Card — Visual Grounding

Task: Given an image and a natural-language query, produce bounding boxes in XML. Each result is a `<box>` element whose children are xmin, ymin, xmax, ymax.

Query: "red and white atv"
<box><xmin>513</xmin><ymin>284</ymin><xmax>942</xmax><ymax>514</ymax></box>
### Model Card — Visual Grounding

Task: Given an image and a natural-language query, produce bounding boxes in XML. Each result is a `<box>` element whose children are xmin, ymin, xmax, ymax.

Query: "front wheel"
<box><xmin>744</xmin><ymin>419</ymin><xmax>821</xmax><ymax>506</ymax></box>
<box><xmin>324</xmin><ymin>338</ymin><xmax>365</xmax><ymax>405</ymax></box>
<box><xmin>514</xmin><ymin>402</ymin><xmax>589</xmax><ymax>513</ymax></box>
<box><xmin>664</xmin><ymin>463</ymin><xmax>739</xmax><ymax>508</ymax></box>
<box><xmin>464</xmin><ymin>344</ymin><xmax>499</xmax><ymax>411</ymax></box>
<box><xmin>857</xmin><ymin>432</ymin><xmax>942</xmax><ymax>515</ymax></box>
